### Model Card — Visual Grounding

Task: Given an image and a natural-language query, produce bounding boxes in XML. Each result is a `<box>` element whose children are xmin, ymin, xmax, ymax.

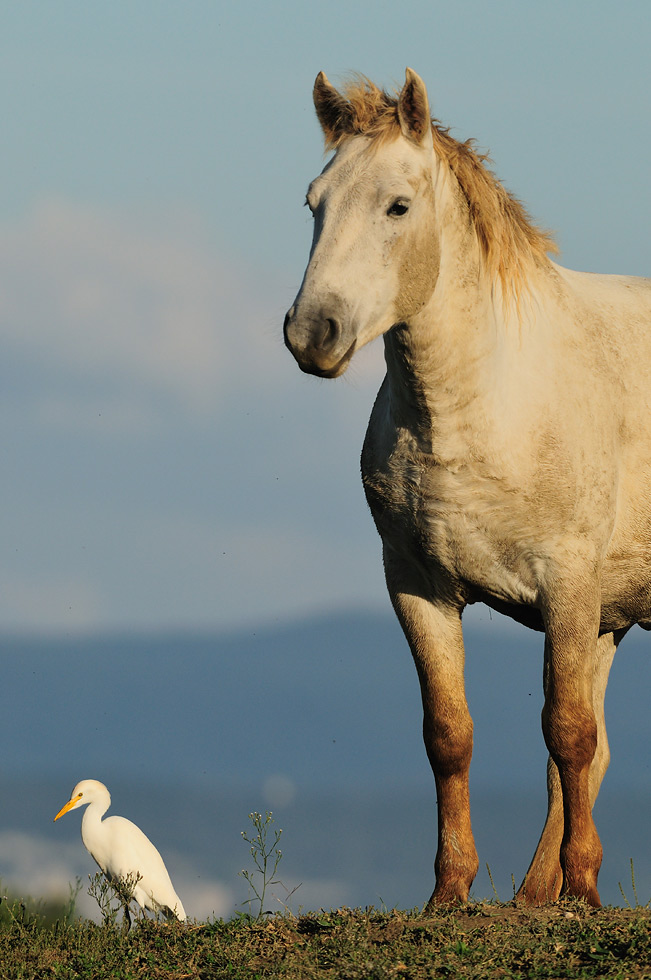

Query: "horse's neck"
<box><xmin>384</xmin><ymin>239</ymin><xmax>497</xmax><ymax>445</ymax></box>
<box><xmin>383</xmin><ymin>323</ymin><xmax>484</xmax><ymax>460</ymax></box>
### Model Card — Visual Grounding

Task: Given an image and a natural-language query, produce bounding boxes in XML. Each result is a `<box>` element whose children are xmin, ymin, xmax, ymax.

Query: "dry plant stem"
<box><xmin>239</xmin><ymin>811</ymin><xmax>283</xmax><ymax>919</ymax></box>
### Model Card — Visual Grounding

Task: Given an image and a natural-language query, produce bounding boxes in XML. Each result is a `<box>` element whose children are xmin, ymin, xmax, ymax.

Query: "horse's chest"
<box><xmin>362</xmin><ymin>447</ymin><xmax>427</xmax><ymax>551</ymax></box>
<box><xmin>361</xmin><ymin>421</ymin><xmax>538</xmax><ymax>606</ymax></box>
<box><xmin>361</xmin><ymin>428</ymin><xmax>468</xmax><ymax>572</ymax></box>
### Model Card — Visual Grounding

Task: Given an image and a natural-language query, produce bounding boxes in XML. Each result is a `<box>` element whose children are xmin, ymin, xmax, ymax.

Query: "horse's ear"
<box><xmin>313</xmin><ymin>71</ymin><xmax>354</xmax><ymax>146</ymax></box>
<box><xmin>397</xmin><ymin>68</ymin><xmax>432</xmax><ymax>148</ymax></box>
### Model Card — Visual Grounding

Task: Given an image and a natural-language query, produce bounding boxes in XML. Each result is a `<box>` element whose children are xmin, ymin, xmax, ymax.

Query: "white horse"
<box><xmin>284</xmin><ymin>68</ymin><xmax>651</xmax><ymax>908</ymax></box>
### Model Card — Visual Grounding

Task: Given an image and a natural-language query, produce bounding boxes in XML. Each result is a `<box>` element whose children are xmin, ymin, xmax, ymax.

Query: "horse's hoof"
<box><xmin>516</xmin><ymin>870</ymin><xmax>563</xmax><ymax>905</ymax></box>
<box><xmin>424</xmin><ymin>883</ymin><xmax>469</xmax><ymax>911</ymax></box>
<box><xmin>560</xmin><ymin>881</ymin><xmax>601</xmax><ymax>908</ymax></box>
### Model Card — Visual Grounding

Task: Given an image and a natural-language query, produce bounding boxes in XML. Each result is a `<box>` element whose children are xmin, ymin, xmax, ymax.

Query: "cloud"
<box><xmin>0</xmin><ymin>199</ymin><xmax>282</xmax><ymax>424</ymax></box>
<box><xmin>0</xmin><ymin>569</ymin><xmax>103</xmax><ymax>633</ymax></box>
<box><xmin>0</xmin><ymin>831</ymin><xmax>82</xmax><ymax>904</ymax></box>
<box><xmin>0</xmin><ymin>197</ymin><xmax>389</xmax><ymax>632</ymax></box>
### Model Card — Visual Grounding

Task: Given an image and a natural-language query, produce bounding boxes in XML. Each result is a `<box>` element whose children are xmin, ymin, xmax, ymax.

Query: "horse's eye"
<box><xmin>388</xmin><ymin>201</ymin><xmax>409</xmax><ymax>217</ymax></box>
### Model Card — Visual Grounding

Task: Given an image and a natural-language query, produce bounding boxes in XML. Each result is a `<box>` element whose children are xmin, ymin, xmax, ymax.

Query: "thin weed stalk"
<box><xmin>238</xmin><ymin>810</ymin><xmax>300</xmax><ymax>918</ymax></box>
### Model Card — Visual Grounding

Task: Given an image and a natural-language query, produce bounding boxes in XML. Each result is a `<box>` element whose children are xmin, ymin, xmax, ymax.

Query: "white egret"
<box><xmin>54</xmin><ymin>779</ymin><xmax>186</xmax><ymax>922</ymax></box>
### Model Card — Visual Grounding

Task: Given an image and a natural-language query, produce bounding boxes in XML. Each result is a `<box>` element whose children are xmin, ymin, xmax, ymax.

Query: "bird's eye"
<box><xmin>387</xmin><ymin>201</ymin><xmax>409</xmax><ymax>217</ymax></box>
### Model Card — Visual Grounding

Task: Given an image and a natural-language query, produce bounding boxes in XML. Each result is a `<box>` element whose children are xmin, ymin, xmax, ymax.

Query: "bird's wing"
<box><xmin>101</xmin><ymin>816</ymin><xmax>184</xmax><ymax>915</ymax></box>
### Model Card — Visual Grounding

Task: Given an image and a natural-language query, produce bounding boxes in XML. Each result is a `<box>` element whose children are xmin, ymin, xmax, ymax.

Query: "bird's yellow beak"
<box><xmin>54</xmin><ymin>793</ymin><xmax>83</xmax><ymax>822</ymax></box>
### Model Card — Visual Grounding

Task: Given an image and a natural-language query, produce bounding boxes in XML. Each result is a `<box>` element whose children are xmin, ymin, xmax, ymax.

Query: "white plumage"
<box><xmin>54</xmin><ymin>778</ymin><xmax>186</xmax><ymax>921</ymax></box>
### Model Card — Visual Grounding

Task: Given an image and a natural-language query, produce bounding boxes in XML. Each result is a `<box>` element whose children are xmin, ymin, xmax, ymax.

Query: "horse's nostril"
<box><xmin>284</xmin><ymin>306</ymin><xmax>344</xmax><ymax>364</ymax></box>
<box><xmin>323</xmin><ymin>317</ymin><xmax>340</xmax><ymax>348</ymax></box>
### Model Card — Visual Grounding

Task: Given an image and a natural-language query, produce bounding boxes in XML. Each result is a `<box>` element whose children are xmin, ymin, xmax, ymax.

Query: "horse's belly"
<box><xmin>600</xmin><ymin>552</ymin><xmax>651</xmax><ymax>629</ymax></box>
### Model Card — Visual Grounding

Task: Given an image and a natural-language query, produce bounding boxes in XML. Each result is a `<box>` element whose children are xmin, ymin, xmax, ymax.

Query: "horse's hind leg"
<box><xmin>518</xmin><ymin>629</ymin><xmax>623</xmax><ymax>904</ymax></box>
<box><xmin>387</xmin><ymin>567</ymin><xmax>478</xmax><ymax>906</ymax></box>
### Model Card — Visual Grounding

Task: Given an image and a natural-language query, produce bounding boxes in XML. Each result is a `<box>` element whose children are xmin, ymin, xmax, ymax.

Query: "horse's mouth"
<box><xmin>308</xmin><ymin>340</ymin><xmax>356</xmax><ymax>378</ymax></box>
<box><xmin>292</xmin><ymin>338</ymin><xmax>357</xmax><ymax>379</ymax></box>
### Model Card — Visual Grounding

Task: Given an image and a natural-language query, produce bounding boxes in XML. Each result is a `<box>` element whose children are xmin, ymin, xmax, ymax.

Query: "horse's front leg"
<box><xmin>387</xmin><ymin>571</ymin><xmax>478</xmax><ymax>906</ymax></box>
<box><xmin>539</xmin><ymin>578</ymin><xmax>603</xmax><ymax>907</ymax></box>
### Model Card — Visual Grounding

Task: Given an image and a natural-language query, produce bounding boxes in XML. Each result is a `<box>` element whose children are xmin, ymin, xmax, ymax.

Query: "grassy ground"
<box><xmin>1</xmin><ymin>898</ymin><xmax>650</xmax><ymax>979</ymax></box>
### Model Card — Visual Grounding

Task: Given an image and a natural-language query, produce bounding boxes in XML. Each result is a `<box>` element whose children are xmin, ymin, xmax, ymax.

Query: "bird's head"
<box><xmin>54</xmin><ymin>779</ymin><xmax>111</xmax><ymax>821</ymax></box>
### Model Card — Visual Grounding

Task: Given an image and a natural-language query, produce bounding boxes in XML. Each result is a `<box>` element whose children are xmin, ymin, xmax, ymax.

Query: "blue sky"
<box><xmin>1</xmin><ymin>1</ymin><xmax>649</xmax><ymax>632</ymax></box>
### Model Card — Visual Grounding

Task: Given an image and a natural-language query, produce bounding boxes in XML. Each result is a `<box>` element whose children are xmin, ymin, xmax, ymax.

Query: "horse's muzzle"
<box><xmin>283</xmin><ymin>307</ymin><xmax>356</xmax><ymax>378</ymax></box>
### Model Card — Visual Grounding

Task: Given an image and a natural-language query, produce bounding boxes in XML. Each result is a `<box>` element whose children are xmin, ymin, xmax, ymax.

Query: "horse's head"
<box><xmin>284</xmin><ymin>69</ymin><xmax>440</xmax><ymax>378</ymax></box>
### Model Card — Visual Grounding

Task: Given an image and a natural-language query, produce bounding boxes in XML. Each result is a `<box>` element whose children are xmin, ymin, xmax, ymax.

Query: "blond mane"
<box><xmin>325</xmin><ymin>77</ymin><xmax>557</xmax><ymax>295</ymax></box>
